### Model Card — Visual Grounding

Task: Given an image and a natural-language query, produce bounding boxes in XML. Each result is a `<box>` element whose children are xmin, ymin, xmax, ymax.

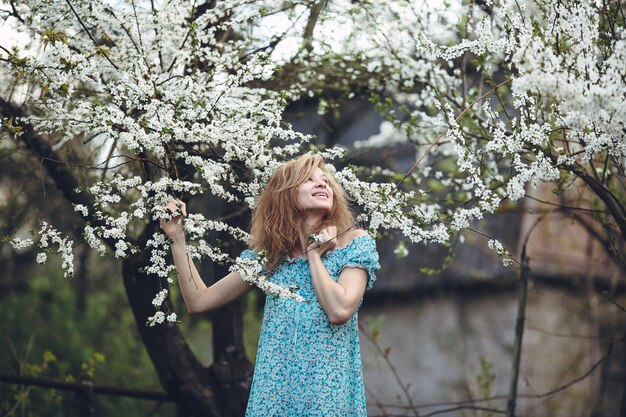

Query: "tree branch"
<box><xmin>562</xmin><ymin>206</ymin><xmax>626</xmax><ymax>275</ymax></box>
<box><xmin>64</xmin><ymin>0</ymin><xmax>119</xmax><ymax>70</ymax></box>
<box><xmin>0</xmin><ymin>98</ymin><xmax>121</xmax><ymax>249</ymax></box>
<box><xmin>302</xmin><ymin>0</ymin><xmax>326</xmax><ymax>52</ymax></box>
<box><xmin>577</xmin><ymin>170</ymin><xmax>626</xmax><ymax>241</ymax></box>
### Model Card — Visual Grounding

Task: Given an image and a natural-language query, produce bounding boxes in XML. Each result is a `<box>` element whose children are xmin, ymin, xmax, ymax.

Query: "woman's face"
<box><xmin>296</xmin><ymin>167</ymin><xmax>334</xmax><ymax>214</ymax></box>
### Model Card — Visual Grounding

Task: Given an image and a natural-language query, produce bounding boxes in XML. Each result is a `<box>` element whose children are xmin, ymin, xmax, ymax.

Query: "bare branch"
<box><xmin>363</xmin><ymin>331</ymin><xmax>626</xmax><ymax>412</ymax></box>
<box><xmin>525</xmin><ymin>194</ymin><xmax>612</xmax><ymax>215</ymax></box>
<box><xmin>64</xmin><ymin>0</ymin><xmax>119</xmax><ymax>70</ymax></box>
<box><xmin>8</xmin><ymin>0</ymin><xmax>25</xmax><ymax>24</ymax></box>
<box><xmin>577</xmin><ymin>170</ymin><xmax>626</xmax><ymax>241</ymax></box>
<box><xmin>302</xmin><ymin>0</ymin><xmax>326</xmax><ymax>52</ymax></box>
<box><xmin>359</xmin><ymin>322</ymin><xmax>420</xmax><ymax>417</ymax></box>
<box><xmin>562</xmin><ymin>206</ymin><xmax>626</xmax><ymax>274</ymax></box>
<box><xmin>0</xmin><ymin>97</ymin><xmax>123</xmax><ymax>249</ymax></box>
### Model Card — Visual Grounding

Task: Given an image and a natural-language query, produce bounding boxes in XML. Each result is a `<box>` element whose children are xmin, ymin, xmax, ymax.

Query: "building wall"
<box><xmin>360</xmin><ymin>284</ymin><xmax>623</xmax><ymax>417</ymax></box>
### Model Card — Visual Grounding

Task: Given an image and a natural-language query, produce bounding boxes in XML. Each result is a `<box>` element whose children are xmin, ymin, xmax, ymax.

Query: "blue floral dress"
<box><xmin>241</xmin><ymin>235</ymin><xmax>380</xmax><ymax>417</ymax></box>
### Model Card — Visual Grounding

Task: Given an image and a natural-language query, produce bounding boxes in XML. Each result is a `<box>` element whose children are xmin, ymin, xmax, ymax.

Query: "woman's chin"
<box><xmin>305</xmin><ymin>205</ymin><xmax>332</xmax><ymax>215</ymax></box>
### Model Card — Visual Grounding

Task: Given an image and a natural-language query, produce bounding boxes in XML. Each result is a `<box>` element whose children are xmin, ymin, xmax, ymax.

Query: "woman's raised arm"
<box><xmin>160</xmin><ymin>198</ymin><xmax>253</xmax><ymax>314</ymax></box>
<box><xmin>307</xmin><ymin>227</ymin><xmax>368</xmax><ymax>325</ymax></box>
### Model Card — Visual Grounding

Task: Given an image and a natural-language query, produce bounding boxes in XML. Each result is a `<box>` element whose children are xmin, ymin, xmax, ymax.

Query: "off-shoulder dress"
<box><xmin>241</xmin><ymin>235</ymin><xmax>380</xmax><ymax>417</ymax></box>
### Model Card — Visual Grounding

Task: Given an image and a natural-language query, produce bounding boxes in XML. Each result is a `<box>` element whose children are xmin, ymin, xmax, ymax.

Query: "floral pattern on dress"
<box><xmin>241</xmin><ymin>235</ymin><xmax>380</xmax><ymax>417</ymax></box>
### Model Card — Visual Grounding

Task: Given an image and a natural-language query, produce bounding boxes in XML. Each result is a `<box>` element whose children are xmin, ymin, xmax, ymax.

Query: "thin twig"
<box><xmin>64</xmin><ymin>0</ymin><xmax>119</xmax><ymax>70</ymax></box>
<box><xmin>363</xmin><ymin>332</ymin><xmax>626</xmax><ymax>411</ymax></box>
<box><xmin>526</xmin><ymin>194</ymin><xmax>612</xmax><ymax>214</ymax></box>
<box><xmin>525</xmin><ymin>325</ymin><xmax>606</xmax><ymax>340</ymax></box>
<box><xmin>365</xmin><ymin>385</ymin><xmax>390</xmax><ymax>417</ymax></box>
<box><xmin>359</xmin><ymin>322</ymin><xmax>420</xmax><ymax>417</ymax></box>
<box><xmin>422</xmin><ymin>405</ymin><xmax>507</xmax><ymax>417</ymax></box>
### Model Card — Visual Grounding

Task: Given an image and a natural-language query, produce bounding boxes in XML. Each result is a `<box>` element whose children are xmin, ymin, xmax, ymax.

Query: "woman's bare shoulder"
<box><xmin>337</xmin><ymin>228</ymin><xmax>368</xmax><ymax>247</ymax></box>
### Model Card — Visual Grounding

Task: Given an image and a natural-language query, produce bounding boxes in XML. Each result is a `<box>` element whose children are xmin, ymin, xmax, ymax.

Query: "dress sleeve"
<box><xmin>339</xmin><ymin>236</ymin><xmax>381</xmax><ymax>290</ymax></box>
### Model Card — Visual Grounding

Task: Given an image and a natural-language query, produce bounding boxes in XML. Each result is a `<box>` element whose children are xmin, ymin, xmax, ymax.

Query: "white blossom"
<box><xmin>36</xmin><ymin>252</ymin><xmax>47</xmax><ymax>264</ymax></box>
<box><xmin>146</xmin><ymin>311</ymin><xmax>165</xmax><ymax>327</ymax></box>
<box><xmin>3</xmin><ymin>0</ymin><xmax>622</xmax><ymax>325</ymax></box>
<box><xmin>152</xmin><ymin>289</ymin><xmax>169</xmax><ymax>308</ymax></box>
<box><xmin>230</xmin><ymin>255</ymin><xmax>306</xmax><ymax>303</ymax></box>
<box><xmin>393</xmin><ymin>241</ymin><xmax>409</xmax><ymax>258</ymax></box>
<box><xmin>73</xmin><ymin>204</ymin><xmax>89</xmax><ymax>217</ymax></box>
<box><xmin>9</xmin><ymin>237</ymin><xmax>34</xmax><ymax>250</ymax></box>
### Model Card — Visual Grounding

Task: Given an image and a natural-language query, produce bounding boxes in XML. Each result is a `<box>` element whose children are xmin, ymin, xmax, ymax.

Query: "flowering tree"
<box><xmin>1</xmin><ymin>0</ymin><xmax>624</xmax><ymax>414</ymax></box>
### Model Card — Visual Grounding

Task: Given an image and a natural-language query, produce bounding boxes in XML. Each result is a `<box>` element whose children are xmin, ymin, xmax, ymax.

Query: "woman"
<box><xmin>161</xmin><ymin>154</ymin><xmax>380</xmax><ymax>416</ymax></box>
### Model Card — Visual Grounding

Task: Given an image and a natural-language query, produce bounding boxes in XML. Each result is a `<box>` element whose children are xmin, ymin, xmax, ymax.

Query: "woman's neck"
<box><xmin>303</xmin><ymin>214</ymin><xmax>324</xmax><ymax>235</ymax></box>
<box><xmin>291</xmin><ymin>213</ymin><xmax>325</xmax><ymax>258</ymax></box>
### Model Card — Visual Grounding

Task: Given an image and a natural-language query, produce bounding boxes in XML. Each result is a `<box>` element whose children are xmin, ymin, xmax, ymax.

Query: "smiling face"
<box><xmin>296</xmin><ymin>167</ymin><xmax>334</xmax><ymax>214</ymax></box>
<box><xmin>250</xmin><ymin>154</ymin><xmax>356</xmax><ymax>267</ymax></box>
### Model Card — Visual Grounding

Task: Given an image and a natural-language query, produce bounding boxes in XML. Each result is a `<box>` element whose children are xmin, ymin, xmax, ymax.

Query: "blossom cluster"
<box><xmin>9</xmin><ymin>222</ymin><xmax>74</xmax><ymax>277</ymax></box>
<box><xmin>230</xmin><ymin>253</ymin><xmax>306</xmax><ymax>303</ymax></box>
<box><xmin>2</xmin><ymin>0</ymin><xmax>623</xmax><ymax>325</ymax></box>
<box><xmin>316</xmin><ymin>0</ymin><xmax>624</xmax><ymax>261</ymax></box>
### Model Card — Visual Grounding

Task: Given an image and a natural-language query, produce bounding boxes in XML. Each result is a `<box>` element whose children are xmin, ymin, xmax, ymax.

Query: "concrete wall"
<box><xmin>360</xmin><ymin>284</ymin><xmax>624</xmax><ymax>417</ymax></box>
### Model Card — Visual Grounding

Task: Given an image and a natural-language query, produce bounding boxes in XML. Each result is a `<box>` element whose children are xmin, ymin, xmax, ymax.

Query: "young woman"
<box><xmin>160</xmin><ymin>154</ymin><xmax>380</xmax><ymax>416</ymax></box>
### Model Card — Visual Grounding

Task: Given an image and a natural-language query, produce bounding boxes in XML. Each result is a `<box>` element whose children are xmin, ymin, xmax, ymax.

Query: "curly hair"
<box><xmin>249</xmin><ymin>154</ymin><xmax>355</xmax><ymax>269</ymax></box>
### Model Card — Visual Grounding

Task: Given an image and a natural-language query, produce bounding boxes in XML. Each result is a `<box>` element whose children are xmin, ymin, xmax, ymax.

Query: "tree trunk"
<box><xmin>122</xmin><ymin>248</ymin><xmax>223</xmax><ymax>417</ymax></box>
<box><xmin>74</xmin><ymin>244</ymin><xmax>89</xmax><ymax>313</ymax></box>
<box><xmin>209</xmin><ymin>279</ymin><xmax>254</xmax><ymax>416</ymax></box>
<box><xmin>122</xmin><ymin>222</ymin><xmax>253</xmax><ymax>417</ymax></box>
<box><xmin>204</xmin><ymin>199</ymin><xmax>254</xmax><ymax>416</ymax></box>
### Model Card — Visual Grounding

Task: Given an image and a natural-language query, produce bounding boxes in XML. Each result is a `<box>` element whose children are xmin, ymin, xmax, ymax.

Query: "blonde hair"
<box><xmin>250</xmin><ymin>154</ymin><xmax>355</xmax><ymax>269</ymax></box>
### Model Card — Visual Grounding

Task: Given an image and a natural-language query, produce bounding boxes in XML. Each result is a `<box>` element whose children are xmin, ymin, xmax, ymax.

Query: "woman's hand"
<box><xmin>159</xmin><ymin>198</ymin><xmax>187</xmax><ymax>243</ymax></box>
<box><xmin>306</xmin><ymin>226</ymin><xmax>338</xmax><ymax>258</ymax></box>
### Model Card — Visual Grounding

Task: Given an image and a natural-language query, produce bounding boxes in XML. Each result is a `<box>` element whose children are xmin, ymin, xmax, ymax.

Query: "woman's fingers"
<box><xmin>320</xmin><ymin>227</ymin><xmax>338</xmax><ymax>250</ymax></box>
<box><xmin>157</xmin><ymin>199</ymin><xmax>186</xmax><ymax>239</ymax></box>
<box><xmin>306</xmin><ymin>227</ymin><xmax>341</xmax><ymax>256</ymax></box>
<box><xmin>175</xmin><ymin>198</ymin><xmax>187</xmax><ymax>217</ymax></box>
<box><xmin>159</xmin><ymin>198</ymin><xmax>188</xmax><ymax>239</ymax></box>
<box><xmin>324</xmin><ymin>226</ymin><xmax>337</xmax><ymax>242</ymax></box>
<box><xmin>162</xmin><ymin>198</ymin><xmax>187</xmax><ymax>218</ymax></box>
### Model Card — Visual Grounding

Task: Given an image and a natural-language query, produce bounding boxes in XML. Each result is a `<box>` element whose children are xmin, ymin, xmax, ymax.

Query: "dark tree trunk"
<box><xmin>74</xmin><ymin>244</ymin><xmax>89</xmax><ymax>313</ymax></box>
<box><xmin>200</xmin><ymin>197</ymin><xmax>255</xmax><ymax>416</ymax></box>
<box><xmin>123</xmin><ymin>222</ymin><xmax>253</xmax><ymax>417</ymax></box>
<box><xmin>122</xmin><ymin>241</ymin><xmax>223</xmax><ymax>417</ymax></box>
<box><xmin>209</xmin><ymin>283</ymin><xmax>254</xmax><ymax>416</ymax></box>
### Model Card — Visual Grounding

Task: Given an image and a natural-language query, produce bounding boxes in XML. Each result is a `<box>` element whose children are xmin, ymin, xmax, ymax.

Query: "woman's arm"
<box><xmin>161</xmin><ymin>199</ymin><xmax>253</xmax><ymax>314</ymax></box>
<box><xmin>307</xmin><ymin>227</ymin><xmax>368</xmax><ymax>325</ymax></box>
